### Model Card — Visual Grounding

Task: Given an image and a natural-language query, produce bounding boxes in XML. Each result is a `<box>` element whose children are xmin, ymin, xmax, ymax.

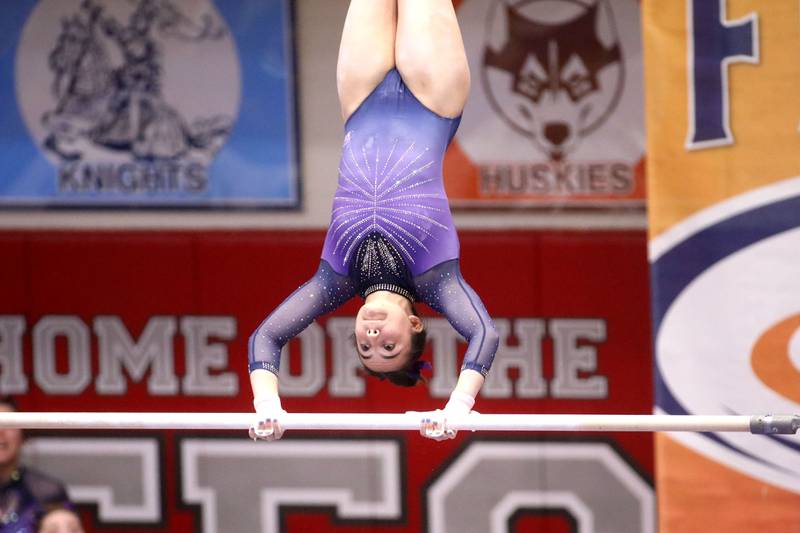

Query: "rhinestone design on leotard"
<box><xmin>330</xmin><ymin>133</ymin><xmax>449</xmax><ymax>268</ymax></box>
<box><xmin>250</xmin><ymin>69</ymin><xmax>498</xmax><ymax>378</ymax></box>
<box><xmin>351</xmin><ymin>231</ymin><xmax>416</xmax><ymax>302</ymax></box>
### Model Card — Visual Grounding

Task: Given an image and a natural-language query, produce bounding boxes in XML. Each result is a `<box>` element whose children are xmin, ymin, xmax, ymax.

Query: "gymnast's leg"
<box><xmin>337</xmin><ymin>0</ymin><xmax>397</xmax><ymax>122</ymax></box>
<box><xmin>395</xmin><ymin>0</ymin><xmax>470</xmax><ymax>118</ymax></box>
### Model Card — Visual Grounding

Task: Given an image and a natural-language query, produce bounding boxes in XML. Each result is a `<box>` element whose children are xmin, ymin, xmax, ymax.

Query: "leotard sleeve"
<box><xmin>248</xmin><ymin>260</ymin><xmax>356</xmax><ymax>374</ymax></box>
<box><xmin>413</xmin><ymin>260</ymin><xmax>499</xmax><ymax>376</ymax></box>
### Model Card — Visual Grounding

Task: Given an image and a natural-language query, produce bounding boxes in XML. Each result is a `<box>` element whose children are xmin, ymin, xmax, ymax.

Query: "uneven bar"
<box><xmin>0</xmin><ymin>412</ymin><xmax>797</xmax><ymax>434</ymax></box>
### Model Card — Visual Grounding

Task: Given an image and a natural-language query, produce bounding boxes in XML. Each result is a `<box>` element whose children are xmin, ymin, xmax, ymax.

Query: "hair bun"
<box><xmin>416</xmin><ymin>360</ymin><xmax>432</xmax><ymax>372</ymax></box>
<box><xmin>404</xmin><ymin>360</ymin><xmax>431</xmax><ymax>384</ymax></box>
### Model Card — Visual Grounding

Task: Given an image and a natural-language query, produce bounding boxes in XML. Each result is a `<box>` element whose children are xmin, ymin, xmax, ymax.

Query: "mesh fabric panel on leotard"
<box><xmin>413</xmin><ymin>260</ymin><xmax>499</xmax><ymax>376</ymax></box>
<box><xmin>248</xmin><ymin>261</ymin><xmax>356</xmax><ymax>374</ymax></box>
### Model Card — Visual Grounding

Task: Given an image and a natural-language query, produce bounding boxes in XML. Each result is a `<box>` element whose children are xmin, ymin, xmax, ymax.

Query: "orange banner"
<box><xmin>645</xmin><ymin>0</ymin><xmax>800</xmax><ymax>530</ymax></box>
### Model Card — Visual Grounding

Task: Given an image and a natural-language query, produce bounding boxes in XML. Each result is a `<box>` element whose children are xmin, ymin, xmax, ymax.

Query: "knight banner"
<box><xmin>644</xmin><ymin>1</ymin><xmax>800</xmax><ymax>531</ymax></box>
<box><xmin>446</xmin><ymin>0</ymin><xmax>645</xmax><ymax>208</ymax></box>
<box><xmin>0</xmin><ymin>0</ymin><xmax>298</xmax><ymax>208</ymax></box>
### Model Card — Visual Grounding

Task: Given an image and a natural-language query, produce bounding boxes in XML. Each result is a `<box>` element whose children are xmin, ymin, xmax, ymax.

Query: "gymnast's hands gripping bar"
<box><xmin>0</xmin><ymin>413</ymin><xmax>797</xmax><ymax>434</ymax></box>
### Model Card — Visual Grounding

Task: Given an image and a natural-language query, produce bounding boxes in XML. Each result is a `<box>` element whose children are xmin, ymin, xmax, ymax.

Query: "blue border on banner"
<box><xmin>651</xmin><ymin>193</ymin><xmax>800</xmax><ymax>461</ymax></box>
<box><xmin>0</xmin><ymin>0</ymin><xmax>300</xmax><ymax>210</ymax></box>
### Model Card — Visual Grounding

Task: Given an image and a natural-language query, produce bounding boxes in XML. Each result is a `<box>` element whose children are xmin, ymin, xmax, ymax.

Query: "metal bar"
<box><xmin>0</xmin><ymin>412</ymin><xmax>796</xmax><ymax>434</ymax></box>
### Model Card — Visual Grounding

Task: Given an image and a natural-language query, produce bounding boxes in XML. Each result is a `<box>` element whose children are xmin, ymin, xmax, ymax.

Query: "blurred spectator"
<box><xmin>0</xmin><ymin>397</ymin><xmax>72</xmax><ymax>533</ymax></box>
<box><xmin>37</xmin><ymin>506</ymin><xmax>84</xmax><ymax>533</ymax></box>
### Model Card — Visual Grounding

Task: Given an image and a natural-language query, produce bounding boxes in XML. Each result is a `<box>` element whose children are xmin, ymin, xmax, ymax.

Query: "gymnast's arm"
<box><xmin>414</xmin><ymin>259</ymin><xmax>500</xmax><ymax>411</ymax></box>
<box><xmin>248</xmin><ymin>260</ymin><xmax>356</xmax><ymax>439</ymax></box>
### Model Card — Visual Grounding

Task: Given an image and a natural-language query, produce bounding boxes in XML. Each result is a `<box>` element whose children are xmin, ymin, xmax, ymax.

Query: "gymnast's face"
<box><xmin>355</xmin><ymin>299</ymin><xmax>422</xmax><ymax>372</ymax></box>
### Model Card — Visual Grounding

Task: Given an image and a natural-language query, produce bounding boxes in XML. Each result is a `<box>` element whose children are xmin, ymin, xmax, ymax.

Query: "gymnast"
<box><xmin>248</xmin><ymin>0</ymin><xmax>499</xmax><ymax>441</ymax></box>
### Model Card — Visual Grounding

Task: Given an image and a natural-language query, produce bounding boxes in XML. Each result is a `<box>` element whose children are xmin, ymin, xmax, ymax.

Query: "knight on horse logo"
<box><xmin>16</xmin><ymin>0</ymin><xmax>240</xmax><ymax>196</ymax></box>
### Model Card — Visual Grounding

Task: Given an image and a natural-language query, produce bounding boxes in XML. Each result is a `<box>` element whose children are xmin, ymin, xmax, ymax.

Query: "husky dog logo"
<box><xmin>16</xmin><ymin>0</ymin><xmax>240</xmax><ymax>196</ymax></box>
<box><xmin>482</xmin><ymin>0</ymin><xmax>624</xmax><ymax>160</ymax></box>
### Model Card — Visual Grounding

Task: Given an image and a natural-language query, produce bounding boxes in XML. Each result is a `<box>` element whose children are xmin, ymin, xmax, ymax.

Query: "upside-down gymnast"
<box><xmin>248</xmin><ymin>0</ymin><xmax>499</xmax><ymax>441</ymax></box>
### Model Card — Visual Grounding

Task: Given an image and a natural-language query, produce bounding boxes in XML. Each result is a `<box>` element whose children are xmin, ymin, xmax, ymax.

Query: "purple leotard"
<box><xmin>249</xmin><ymin>69</ymin><xmax>498</xmax><ymax>377</ymax></box>
<box><xmin>321</xmin><ymin>68</ymin><xmax>461</xmax><ymax>276</ymax></box>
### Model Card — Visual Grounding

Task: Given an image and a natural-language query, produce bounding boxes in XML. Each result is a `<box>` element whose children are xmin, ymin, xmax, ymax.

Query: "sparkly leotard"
<box><xmin>321</xmin><ymin>69</ymin><xmax>460</xmax><ymax>276</ymax></box>
<box><xmin>249</xmin><ymin>69</ymin><xmax>498</xmax><ymax>377</ymax></box>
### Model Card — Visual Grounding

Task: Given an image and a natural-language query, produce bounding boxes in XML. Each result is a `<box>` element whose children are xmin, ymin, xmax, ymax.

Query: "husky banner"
<box><xmin>445</xmin><ymin>0</ymin><xmax>645</xmax><ymax>208</ymax></box>
<box><xmin>645</xmin><ymin>0</ymin><xmax>800</xmax><ymax>530</ymax></box>
<box><xmin>0</xmin><ymin>229</ymin><xmax>653</xmax><ymax>532</ymax></box>
<box><xmin>0</xmin><ymin>0</ymin><xmax>298</xmax><ymax>208</ymax></box>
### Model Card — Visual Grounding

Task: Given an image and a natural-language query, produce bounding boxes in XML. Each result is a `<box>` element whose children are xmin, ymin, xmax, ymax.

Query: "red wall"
<box><xmin>0</xmin><ymin>229</ymin><xmax>652</xmax><ymax>532</ymax></box>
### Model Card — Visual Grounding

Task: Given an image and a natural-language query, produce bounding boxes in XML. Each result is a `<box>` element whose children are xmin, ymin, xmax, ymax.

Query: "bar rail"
<box><xmin>0</xmin><ymin>412</ymin><xmax>797</xmax><ymax>434</ymax></box>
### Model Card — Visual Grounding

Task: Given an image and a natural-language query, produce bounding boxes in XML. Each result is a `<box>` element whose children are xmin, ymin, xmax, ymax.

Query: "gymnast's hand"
<box><xmin>249</xmin><ymin>395</ymin><xmax>287</xmax><ymax>442</ymax></box>
<box><xmin>415</xmin><ymin>390</ymin><xmax>477</xmax><ymax>441</ymax></box>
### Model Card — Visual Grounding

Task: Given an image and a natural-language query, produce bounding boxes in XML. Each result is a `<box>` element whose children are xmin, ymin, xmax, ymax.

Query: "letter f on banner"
<box><xmin>686</xmin><ymin>0</ymin><xmax>758</xmax><ymax>150</ymax></box>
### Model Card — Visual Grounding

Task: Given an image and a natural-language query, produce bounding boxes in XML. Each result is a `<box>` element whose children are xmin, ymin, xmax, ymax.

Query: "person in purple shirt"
<box><xmin>0</xmin><ymin>398</ymin><xmax>73</xmax><ymax>533</ymax></box>
<box><xmin>249</xmin><ymin>0</ymin><xmax>499</xmax><ymax>441</ymax></box>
